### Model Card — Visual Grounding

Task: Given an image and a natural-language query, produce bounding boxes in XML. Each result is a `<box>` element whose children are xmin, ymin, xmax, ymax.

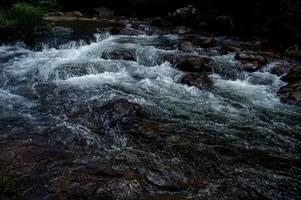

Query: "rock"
<box><xmin>239</xmin><ymin>61</ymin><xmax>263</xmax><ymax>73</ymax></box>
<box><xmin>129</xmin><ymin>121</ymin><xmax>170</xmax><ymax>138</ymax></box>
<box><xmin>141</xmin><ymin>194</ymin><xmax>187</xmax><ymax>200</ymax></box>
<box><xmin>176</xmin><ymin>56</ymin><xmax>214</xmax><ymax>72</ymax></box>
<box><xmin>271</xmin><ymin>64</ymin><xmax>290</xmax><ymax>76</ymax></box>
<box><xmin>218</xmin><ymin>45</ymin><xmax>232</xmax><ymax>55</ymax></box>
<box><xmin>119</xmin><ymin>27</ymin><xmax>144</xmax><ymax>36</ymax></box>
<box><xmin>178</xmin><ymin>42</ymin><xmax>196</xmax><ymax>52</ymax></box>
<box><xmin>278</xmin><ymin>82</ymin><xmax>301</xmax><ymax>105</ymax></box>
<box><xmin>45</xmin><ymin>11</ymin><xmax>64</xmax><ymax>17</ymax></box>
<box><xmin>180</xmin><ymin>73</ymin><xmax>213</xmax><ymax>90</ymax></box>
<box><xmin>94</xmin><ymin>99</ymin><xmax>145</xmax><ymax>128</ymax></box>
<box><xmin>235</xmin><ymin>52</ymin><xmax>267</xmax><ymax>72</ymax></box>
<box><xmin>168</xmin><ymin>5</ymin><xmax>197</xmax><ymax>21</ymax></box>
<box><xmin>151</xmin><ymin>17</ymin><xmax>173</xmax><ymax>27</ymax></box>
<box><xmin>202</xmin><ymin>35</ymin><xmax>215</xmax><ymax>48</ymax></box>
<box><xmin>281</xmin><ymin>64</ymin><xmax>301</xmax><ymax>82</ymax></box>
<box><xmin>102</xmin><ymin>50</ymin><xmax>136</xmax><ymax>61</ymax></box>
<box><xmin>175</xmin><ymin>26</ymin><xmax>193</xmax><ymax>34</ymax></box>
<box><xmin>285</xmin><ymin>45</ymin><xmax>301</xmax><ymax>59</ymax></box>
<box><xmin>64</xmin><ymin>11</ymin><xmax>83</xmax><ymax>18</ymax></box>
<box><xmin>93</xmin><ymin>7</ymin><xmax>114</xmax><ymax>19</ymax></box>
<box><xmin>235</xmin><ymin>53</ymin><xmax>267</xmax><ymax>64</ymax></box>
<box><xmin>162</xmin><ymin>54</ymin><xmax>176</xmax><ymax>64</ymax></box>
<box><xmin>54</xmin><ymin>63</ymin><xmax>90</xmax><ymax>80</ymax></box>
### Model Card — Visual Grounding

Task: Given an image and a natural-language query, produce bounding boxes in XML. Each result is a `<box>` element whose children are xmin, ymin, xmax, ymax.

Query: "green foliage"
<box><xmin>0</xmin><ymin>2</ymin><xmax>52</xmax><ymax>41</ymax></box>
<box><xmin>9</xmin><ymin>3</ymin><xmax>44</xmax><ymax>31</ymax></box>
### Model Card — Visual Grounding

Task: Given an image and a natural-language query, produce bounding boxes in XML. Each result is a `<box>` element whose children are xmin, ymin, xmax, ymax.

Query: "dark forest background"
<box><xmin>0</xmin><ymin>0</ymin><xmax>301</xmax><ymax>45</ymax></box>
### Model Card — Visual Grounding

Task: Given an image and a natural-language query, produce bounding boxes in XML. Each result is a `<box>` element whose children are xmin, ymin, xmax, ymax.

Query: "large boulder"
<box><xmin>180</xmin><ymin>73</ymin><xmax>213</xmax><ymax>90</ymax></box>
<box><xmin>93</xmin><ymin>7</ymin><xmax>114</xmax><ymax>19</ymax></box>
<box><xmin>281</xmin><ymin>64</ymin><xmax>301</xmax><ymax>82</ymax></box>
<box><xmin>176</xmin><ymin>56</ymin><xmax>214</xmax><ymax>72</ymax></box>
<box><xmin>102</xmin><ymin>50</ymin><xmax>136</xmax><ymax>61</ymax></box>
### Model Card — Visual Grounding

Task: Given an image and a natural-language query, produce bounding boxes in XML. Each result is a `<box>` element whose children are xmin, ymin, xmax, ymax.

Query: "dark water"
<box><xmin>0</xmin><ymin>26</ymin><xmax>300</xmax><ymax>199</ymax></box>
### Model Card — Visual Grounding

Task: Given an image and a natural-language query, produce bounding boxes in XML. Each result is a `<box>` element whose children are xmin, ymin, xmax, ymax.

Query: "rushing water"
<box><xmin>0</xmin><ymin>27</ymin><xmax>300</xmax><ymax>199</ymax></box>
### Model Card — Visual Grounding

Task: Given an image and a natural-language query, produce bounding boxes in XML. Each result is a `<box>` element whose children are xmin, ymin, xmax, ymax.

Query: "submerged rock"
<box><xmin>180</xmin><ymin>73</ymin><xmax>212</xmax><ymax>90</ymax></box>
<box><xmin>102</xmin><ymin>50</ymin><xmax>136</xmax><ymax>61</ymax></box>
<box><xmin>176</xmin><ymin>56</ymin><xmax>214</xmax><ymax>72</ymax></box>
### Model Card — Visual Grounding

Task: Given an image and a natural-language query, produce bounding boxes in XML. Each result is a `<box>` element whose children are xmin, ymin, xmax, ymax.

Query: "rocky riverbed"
<box><xmin>0</xmin><ymin>18</ymin><xmax>300</xmax><ymax>200</ymax></box>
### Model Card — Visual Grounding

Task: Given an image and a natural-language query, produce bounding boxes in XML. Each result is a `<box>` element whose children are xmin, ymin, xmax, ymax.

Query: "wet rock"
<box><xmin>271</xmin><ymin>64</ymin><xmax>290</xmax><ymax>76</ymax></box>
<box><xmin>129</xmin><ymin>121</ymin><xmax>170</xmax><ymax>138</ymax></box>
<box><xmin>94</xmin><ymin>99</ymin><xmax>145</xmax><ymax>128</ymax></box>
<box><xmin>235</xmin><ymin>52</ymin><xmax>267</xmax><ymax>72</ymax></box>
<box><xmin>176</xmin><ymin>56</ymin><xmax>214</xmax><ymax>72</ymax></box>
<box><xmin>278</xmin><ymin>82</ymin><xmax>301</xmax><ymax>105</ymax></box>
<box><xmin>119</xmin><ymin>27</ymin><xmax>145</xmax><ymax>36</ymax></box>
<box><xmin>54</xmin><ymin>63</ymin><xmax>90</xmax><ymax>80</ymax></box>
<box><xmin>235</xmin><ymin>52</ymin><xmax>267</xmax><ymax>65</ymax></box>
<box><xmin>168</xmin><ymin>4</ymin><xmax>197</xmax><ymax>22</ymax></box>
<box><xmin>201</xmin><ymin>35</ymin><xmax>215</xmax><ymax>48</ymax></box>
<box><xmin>161</xmin><ymin>54</ymin><xmax>176</xmax><ymax>64</ymax></box>
<box><xmin>175</xmin><ymin>26</ymin><xmax>193</xmax><ymax>35</ymax></box>
<box><xmin>281</xmin><ymin>64</ymin><xmax>301</xmax><ymax>82</ymax></box>
<box><xmin>285</xmin><ymin>45</ymin><xmax>301</xmax><ymax>59</ymax></box>
<box><xmin>178</xmin><ymin>42</ymin><xmax>196</xmax><ymax>52</ymax></box>
<box><xmin>239</xmin><ymin>61</ymin><xmax>263</xmax><ymax>73</ymax></box>
<box><xmin>45</xmin><ymin>11</ymin><xmax>64</xmax><ymax>17</ymax></box>
<box><xmin>218</xmin><ymin>45</ymin><xmax>233</xmax><ymax>55</ymax></box>
<box><xmin>180</xmin><ymin>73</ymin><xmax>213</xmax><ymax>90</ymax></box>
<box><xmin>151</xmin><ymin>17</ymin><xmax>173</xmax><ymax>27</ymax></box>
<box><xmin>64</xmin><ymin>11</ymin><xmax>83</xmax><ymax>18</ymax></box>
<box><xmin>93</xmin><ymin>7</ymin><xmax>114</xmax><ymax>19</ymax></box>
<box><xmin>141</xmin><ymin>194</ymin><xmax>187</xmax><ymax>200</ymax></box>
<box><xmin>102</xmin><ymin>50</ymin><xmax>136</xmax><ymax>61</ymax></box>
